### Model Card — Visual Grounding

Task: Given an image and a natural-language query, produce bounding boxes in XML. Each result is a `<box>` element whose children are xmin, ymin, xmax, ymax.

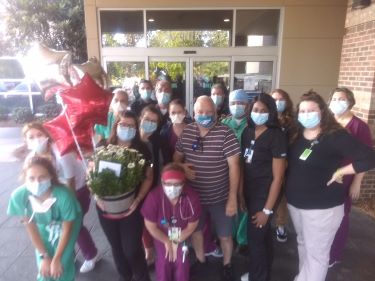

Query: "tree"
<box><xmin>1</xmin><ymin>0</ymin><xmax>87</xmax><ymax>63</ymax></box>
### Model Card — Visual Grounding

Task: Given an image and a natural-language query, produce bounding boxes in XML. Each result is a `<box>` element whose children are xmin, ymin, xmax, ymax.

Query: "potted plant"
<box><xmin>88</xmin><ymin>144</ymin><xmax>147</xmax><ymax>214</ymax></box>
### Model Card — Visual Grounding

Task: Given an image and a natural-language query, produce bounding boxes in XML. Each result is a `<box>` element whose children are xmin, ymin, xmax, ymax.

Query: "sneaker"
<box><xmin>223</xmin><ymin>263</ymin><xmax>234</xmax><ymax>281</ymax></box>
<box><xmin>205</xmin><ymin>247</ymin><xmax>223</xmax><ymax>258</ymax></box>
<box><xmin>276</xmin><ymin>226</ymin><xmax>287</xmax><ymax>243</ymax></box>
<box><xmin>241</xmin><ymin>272</ymin><xmax>249</xmax><ymax>281</ymax></box>
<box><xmin>79</xmin><ymin>255</ymin><xmax>98</xmax><ymax>273</ymax></box>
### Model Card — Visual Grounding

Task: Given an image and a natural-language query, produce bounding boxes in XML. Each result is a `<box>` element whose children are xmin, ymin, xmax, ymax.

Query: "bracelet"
<box><xmin>38</xmin><ymin>252</ymin><xmax>50</xmax><ymax>259</ymax></box>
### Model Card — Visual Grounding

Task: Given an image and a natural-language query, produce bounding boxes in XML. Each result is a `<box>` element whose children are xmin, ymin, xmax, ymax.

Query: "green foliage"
<box><xmin>36</xmin><ymin>101</ymin><xmax>62</xmax><ymax>120</ymax></box>
<box><xmin>1</xmin><ymin>0</ymin><xmax>87</xmax><ymax>62</ymax></box>
<box><xmin>88</xmin><ymin>145</ymin><xmax>148</xmax><ymax>197</ymax></box>
<box><xmin>0</xmin><ymin>105</ymin><xmax>10</xmax><ymax>121</ymax></box>
<box><xmin>12</xmin><ymin>107</ymin><xmax>33</xmax><ymax>123</ymax></box>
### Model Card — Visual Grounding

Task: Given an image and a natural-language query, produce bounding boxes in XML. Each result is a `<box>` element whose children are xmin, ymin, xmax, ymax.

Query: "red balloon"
<box><xmin>59</xmin><ymin>74</ymin><xmax>112</xmax><ymax>128</ymax></box>
<box><xmin>43</xmin><ymin>114</ymin><xmax>93</xmax><ymax>156</ymax></box>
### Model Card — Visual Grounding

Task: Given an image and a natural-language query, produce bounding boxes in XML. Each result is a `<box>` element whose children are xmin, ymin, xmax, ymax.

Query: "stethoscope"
<box><xmin>160</xmin><ymin>192</ymin><xmax>195</xmax><ymax>227</ymax></box>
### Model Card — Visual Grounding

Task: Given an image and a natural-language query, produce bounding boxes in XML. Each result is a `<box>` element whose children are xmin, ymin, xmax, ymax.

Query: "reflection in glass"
<box><xmin>100</xmin><ymin>11</ymin><xmax>145</xmax><ymax>47</ymax></box>
<box><xmin>149</xmin><ymin>62</ymin><xmax>186</xmax><ymax>103</ymax></box>
<box><xmin>146</xmin><ymin>10</ymin><xmax>232</xmax><ymax>47</ymax></box>
<box><xmin>193</xmin><ymin>61</ymin><xmax>230</xmax><ymax>99</ymax></box>
<box><xmin>234</xmin><ymin>61</ymin><xmax>273</xmax><ymax>99</ymax></box>
<box><xmin>235</xmin><ymin>10</ymin><xmax>280</xmax><ymax>47</ymax></box>
<box><xmin>106</xmin><ymin>61</ymin><xmax>145</xmax><ymax>103</ymax></box>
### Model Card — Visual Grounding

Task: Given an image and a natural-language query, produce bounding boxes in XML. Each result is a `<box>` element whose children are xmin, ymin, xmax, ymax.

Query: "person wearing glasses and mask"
<box><xmin>139</xmin><ymin>105</ymin><xmax>172</xmax><ymax>264</ymax></box>
<box><xmin>240</xmin><ymin>94</ymin><xmax>287</xmax><ymax>281</ymax></box>
<box><xmin>286</xmin><ymin>90</ymin><xmax>375</xmax><ymax>281</ymax></box>
<box><xmin>155</xmin><ymin>79</ymin><xmax>173</xmax><ymax>127</ymax></box>
<box><xmin>95</xmin><ymin>88</ymin><xmax>129</xmax><ymax>145</ymax></box>
<box><xmin>174</xmin><ymin>95</ymin><xmax>240</xmax><ymax>281</ymax></box>
<box><xmin>131</xmin><ymin>79</ymin><xmax>156</xmax><ymax>117</ymax></box>
<box><xmin>96</xmin><ymin>110</ymin><xmax>153</xmax><ymax>281</ymax></box>
<box><xmin>141</xmin><ymin>163</ymin><xmax>201</xmax><ymax>281</ymax></box>
<box><xmin>327</xmin><ymin>87</ymin><xmax>372</xmax><ymax>267</ymax></box>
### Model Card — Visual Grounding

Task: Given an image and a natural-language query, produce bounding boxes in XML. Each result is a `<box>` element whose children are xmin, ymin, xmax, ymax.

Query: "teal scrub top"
<box><xmin>8</xmin><ymin>185</ymin><xmax>82</xmax><ymax>281</ymax></box>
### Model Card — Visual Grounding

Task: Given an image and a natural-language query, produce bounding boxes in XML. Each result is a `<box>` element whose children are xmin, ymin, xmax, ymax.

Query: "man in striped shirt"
<box><xmin>174</xmin><ymin>96</ymin><xmax>241</xmax><ymax>281</ymax></box>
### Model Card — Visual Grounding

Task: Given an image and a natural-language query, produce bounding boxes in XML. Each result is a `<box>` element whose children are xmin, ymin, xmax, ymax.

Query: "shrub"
<box><xmin>36</xmin><ymin>102</ymin><xmax>62</xmax><ymax>120</ymax></box>
<box><xmin>0</xmin><ymin>105</ymin><xmax>10</xmax><ymax>121</ymax></box>
<box><xmin>12</xmin><ymin>107</ymin><xmax>34</xmax><ymax>124</ymax></box>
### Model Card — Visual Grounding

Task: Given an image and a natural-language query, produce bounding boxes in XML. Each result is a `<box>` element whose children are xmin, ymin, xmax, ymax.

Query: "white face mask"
<box><xmin>329</xmin><ymin>100</ymin><xmax>349</xmax><ymax>116</ymax></box>
<box><xmin>111</xmin><ymin>102</ymin><xmax>127</xmax><ymax>113</ymax></box>
<box><xmin>160</xmin><ymin>108</ymin><xmax>168</xmax><ymax>115</ymax></box>
<box><xmin>26</xmin><ymin>178</ymin><xmax>51</xmax><ymax>197</ymax></box>
<box><xmin>163</xmin><ymin>184</ymin><xmax>183</xmax><ymax>200</ymax></box>
<box><xmin>28</xmin><ymin>195</ymin><xmax>56</xmax><ymax>213</ymax></box>
<box><xmin>170</xmin><ymin>114</ymin><xmax>185</xmax><ymax>124</ymax></box>
<box><xmin>27</xmin><ymin>137</ymin><xmax>48</xmax><ymax>154</ymax></box>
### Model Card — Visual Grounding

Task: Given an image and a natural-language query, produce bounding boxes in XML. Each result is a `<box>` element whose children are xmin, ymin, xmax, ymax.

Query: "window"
<box><xmin>235</xmin><ymin>10</ymin><xmax>280</xmax><ymax>47</ymax></box>
<box><xmin>146</xmin><ymin>10</ymin><xmax>232</xmax><ymax>47</ymax></box>
<box><xmin>100</xmin><ymin>11</ymin><xmax>145</xmax><ymax>47</ymax></box>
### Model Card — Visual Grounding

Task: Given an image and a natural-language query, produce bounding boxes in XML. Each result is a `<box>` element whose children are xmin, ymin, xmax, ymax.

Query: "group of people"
<box><xmin>7</xmin><ymin>78</ymin><xmax>375</xmax><ymax>281</ymax></box>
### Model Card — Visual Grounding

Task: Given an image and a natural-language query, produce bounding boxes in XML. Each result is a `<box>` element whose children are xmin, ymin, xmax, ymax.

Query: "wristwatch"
<box><xmin>39</xmin><ymin>252</ymin><xmax>50</xmax><ymax>259</ymax></box>
<box><xmin>262</xmin><ymin>208</ymin><xmax>273</xmax><ymax>215</ymax></box>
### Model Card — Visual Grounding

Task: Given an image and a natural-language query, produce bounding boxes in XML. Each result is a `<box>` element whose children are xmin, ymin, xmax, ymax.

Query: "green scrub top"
<box><xmin>94</xmin><ymin>111</ymin><xmax>115</xmax><ymax>139</ymax></box>
<box><xmin>7</xmin><ymin>185</ymin><xmax>82</xmax><ymax>281</ymax></box>
<box><xmin>221</xmin><ymin>116</ymin><xmax>248</xmax><ymax>145</ymax></box>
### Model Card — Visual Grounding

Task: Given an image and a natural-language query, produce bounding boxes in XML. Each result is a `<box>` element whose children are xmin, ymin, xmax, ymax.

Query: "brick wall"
<box><xmin>338</xmin><ymin>1</ymin><xmax>375</xmax><ymax>200</ymax></box>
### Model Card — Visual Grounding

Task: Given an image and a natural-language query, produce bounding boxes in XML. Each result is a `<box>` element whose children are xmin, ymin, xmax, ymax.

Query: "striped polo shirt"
<box><xmin>176</xmin><ymin>122</ymin><xmax>241</xmax><ymax>205</ymax></box>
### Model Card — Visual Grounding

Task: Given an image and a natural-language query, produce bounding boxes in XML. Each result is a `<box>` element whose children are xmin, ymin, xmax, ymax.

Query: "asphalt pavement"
<box><xmin>0</xmin><ymin>126</ymin><xmax>374</xmax><ymax>281</ymax></box>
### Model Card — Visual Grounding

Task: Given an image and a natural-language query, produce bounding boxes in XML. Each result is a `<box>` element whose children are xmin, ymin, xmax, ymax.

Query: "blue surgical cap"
<box><xmin>229</xmin><ymin>89</ymin><xmax>248</xmax><ymax>103</ymax></box>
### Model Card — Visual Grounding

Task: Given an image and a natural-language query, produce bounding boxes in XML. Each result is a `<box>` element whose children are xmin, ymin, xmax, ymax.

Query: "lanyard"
<box><xmin>161</xmin><ymin>193</ymin><xmax>195</xmax><ymax>227</ymax></box>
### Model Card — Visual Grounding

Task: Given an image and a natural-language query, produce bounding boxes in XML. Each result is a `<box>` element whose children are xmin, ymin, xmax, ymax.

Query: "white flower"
<box><xmin>138</xmin><ymin>159</ymin><xmax>145</xmax><ymax>166</ymax></box>
<box><xmin>127</xmin><ymin>162</ymin><xmax>135</xmax><ymax>169</ymax></box>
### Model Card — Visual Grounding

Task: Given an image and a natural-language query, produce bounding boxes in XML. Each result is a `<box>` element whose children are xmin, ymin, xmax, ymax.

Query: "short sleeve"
<box><xmin>356</xmin><ymin>120</ymin><xmax>372</xmax><ymax>147</ymax></box>
<box><xmin>271</xmin><ymin>129</ymin><xmax>287</xmax><ymax>158</ymax></box>
<box><xmin>56</xmin><ymin>187</ymin><xmax>80</xmax><ymax>222</ymax></box>
<box><xmin>57</xmin><ymin>151</ymin><xmax>77</xmax><ymax>179</ymax></box>
<box><xmin>333</xmin><ymin>130</ymin><xmax>375</xmax><ymax>173</ymax></box>
<box><xmin>223</xmin><ymin>128</ymin><xmax>241</xmax><ymax>158</ymax></box>
<box><xmin>141</xmin><ymin>190</ymin><xmax>159</xmax><ymax>223</ymax></box>
<box><xmin>94</xmin><ymin>124</ymin><xmax>106</xmax><ymax>138</ymax></box>
<box><xmin>7</xmin><ymin>186</ymin><xmax>29</xmax><ymax>217</ymax></box>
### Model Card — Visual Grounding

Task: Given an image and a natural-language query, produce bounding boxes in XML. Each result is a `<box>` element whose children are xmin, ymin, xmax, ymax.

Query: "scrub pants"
<box><xmin>154</xmin><ymin>240</ymin><xmax>189</xmax><ymax>281</ymax></box>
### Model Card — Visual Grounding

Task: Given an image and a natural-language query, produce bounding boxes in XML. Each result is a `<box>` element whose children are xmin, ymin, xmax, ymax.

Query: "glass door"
<box><xmin>148</xmin><ymin>57</ymin><xmax>189</xmax><ymax>108</ymax></box>
<box><xmin>190</xmin><ymin>58</ymin><xmax>231</xmax><ymax>113</ymax></box>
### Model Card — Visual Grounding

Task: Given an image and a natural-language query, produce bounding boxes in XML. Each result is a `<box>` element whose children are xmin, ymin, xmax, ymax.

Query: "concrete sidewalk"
<box><xmin>0</xmin><ymin>127</ymin><xmax>374</xmax><ymax>281</ymax></box>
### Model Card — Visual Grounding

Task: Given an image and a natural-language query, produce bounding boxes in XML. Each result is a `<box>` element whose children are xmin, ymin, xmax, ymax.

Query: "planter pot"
<box><xmin>98</xmin><ymin>189</ymin><xmax>135</xmax><ymax>214</ymax></box>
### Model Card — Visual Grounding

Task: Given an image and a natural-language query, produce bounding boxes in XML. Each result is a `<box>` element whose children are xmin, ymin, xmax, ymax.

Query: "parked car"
<box><xmin>0</xmin><ymin>57</ymin><xmax>25</xmax><ymax>92</ymax></box>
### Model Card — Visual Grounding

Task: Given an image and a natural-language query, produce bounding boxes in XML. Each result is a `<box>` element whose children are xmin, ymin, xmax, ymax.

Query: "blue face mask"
<box><xmin>251</xmin><ymin>112</ymin><xmax>269</xmax><ymax>126</ymax></box>
<box><xmin>141</xmin><ymin>120</ymin><xmax>158</xmax><ymax>134</ymax></box>
<box><xmin>26</xmin><ymin>179</ymin><xmax>51</xmax><ymax>197</ymax></box>
<box><xmin>195</xmin><ymin>114</ymin><xmax>215</xmax><ymax>128</ymax></box>
<box><xmin>230</xmin><ymin>104</ymin><xmax>246</xmax><ymax>119</ymax></box>
<box><xmin>276</xmin><ymin>100</ymin><xmax>286</xmax><ymax>113</ymax></box>
<box><xmin>117</xmin><ymin>126</ymin><xmax>136</xmax><ymax>141</ymax></box>
<box><xmin>157</xmin><ymin>92</ymin><xmax>171</xmax><ymax>105</ymax></box>
<box><xmin>211</xmin><ymin>95</ymin><xmax>223</xmax><ymax>107</ymax></box>
<box><xmin>298</xmin><ymin>112</ymin><xmax>321</xmax><ymax>129</ymax></box>
<box><xmin>140</xmin><ymin>89</ymin><xmax>152</xmax><ymax>101</ymax></box>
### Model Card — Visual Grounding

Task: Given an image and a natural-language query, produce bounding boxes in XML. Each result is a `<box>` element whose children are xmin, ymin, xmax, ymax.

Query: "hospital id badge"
<box><xmin>168</xmin><ymin>227</ymin><xmax>181</xmax><ymax>242</ymax></box>
<box><xmin>299</xmin><ymin>148</ymin><xmax>312</xmax><ymax>161</ymax></box>
<box><xmin>244</xmin><ymin>148</ymin><xmax>254</xmax><ymax>164</ymax></box>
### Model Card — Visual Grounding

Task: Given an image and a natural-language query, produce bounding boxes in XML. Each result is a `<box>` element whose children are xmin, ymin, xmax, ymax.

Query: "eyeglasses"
<box><xmin>192</xmin><ymin>137</ymin><xmax>203</xmax><ymax>152</ymax></box>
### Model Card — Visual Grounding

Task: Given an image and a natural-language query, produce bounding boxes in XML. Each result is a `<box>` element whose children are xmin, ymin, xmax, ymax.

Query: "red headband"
<box><xmin>161</xmin><ymin>170</ymin><xmax>185</xmax><ymax>182</ymax></box>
